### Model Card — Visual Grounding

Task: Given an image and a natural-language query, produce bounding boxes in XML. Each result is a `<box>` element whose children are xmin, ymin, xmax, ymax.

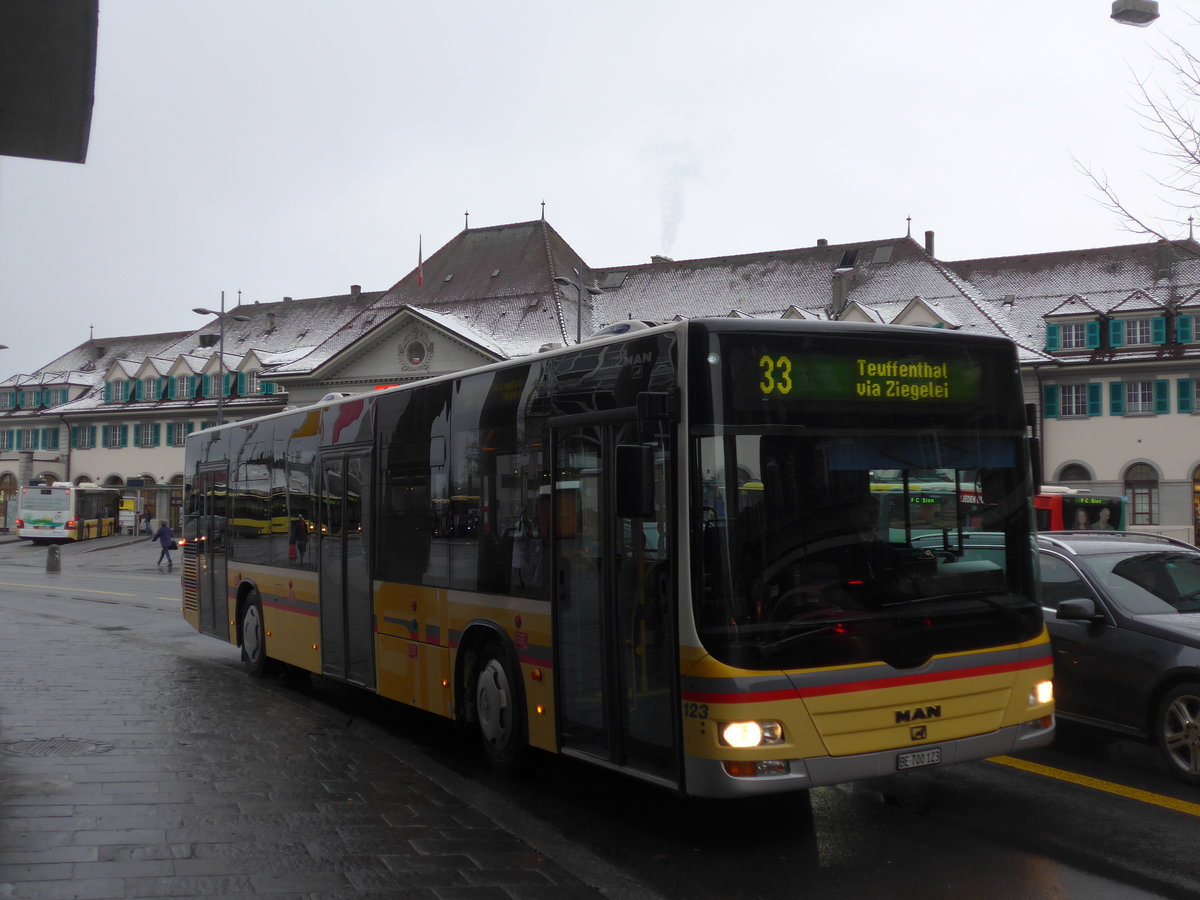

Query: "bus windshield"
<box><xmin>694</xmin><ymin>429</ymin><xmax>1042</xmax><ymax>671</ymax></box>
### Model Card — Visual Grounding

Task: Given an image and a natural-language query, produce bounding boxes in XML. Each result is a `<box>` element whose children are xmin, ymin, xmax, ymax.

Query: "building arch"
<box><xmin>73</xmin><ymin>474</ymin><xmax>93</xmax><ymax>485</ymax></box>
<box><xmin>1056</xmin><ymin>462</ymin><xmax>1093</xmax><ymax>482</ymax></box>
<box><xmin>102</xmin><ymin>474</ymin><xmax>125</xmax><ymax>487</ymax></box>
<box><xmin>37</xmin><ymin>472</ymin><xmax>58</xmax><ymax>485</ymax></box>
<box><xmin>1124</xmin><ymin>461</ymin><xmax>1161</xmax><ymax>526</ymax></box>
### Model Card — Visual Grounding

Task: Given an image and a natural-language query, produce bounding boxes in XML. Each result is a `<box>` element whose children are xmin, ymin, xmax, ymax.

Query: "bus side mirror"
<box><xmin>615</xmin><ymin>444</ymin><xmax>656</xmax><ymax>519</ymax></box>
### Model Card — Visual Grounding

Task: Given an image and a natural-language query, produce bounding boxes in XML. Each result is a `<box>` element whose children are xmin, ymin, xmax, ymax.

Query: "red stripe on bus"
<box><xmin>261</xmin><ymin>599</ymin><xmax>319</xmax><ymax>618</ymax></box>
<box><xmin>681</xmin><ymin>656</ymin><xmax>1052</xmax><ymax>704</ymax></box>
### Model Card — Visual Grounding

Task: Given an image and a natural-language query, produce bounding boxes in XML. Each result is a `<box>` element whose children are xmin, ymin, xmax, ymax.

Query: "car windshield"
<box><xmin>1078</xmin><ymin>551</ymin><xmax>1200</xmax><ymax>614</ymax></box>
<box><xmin>692</xmin><ymin>431</ymin><xmax>1042</xmax><ymax>670</ymax></box>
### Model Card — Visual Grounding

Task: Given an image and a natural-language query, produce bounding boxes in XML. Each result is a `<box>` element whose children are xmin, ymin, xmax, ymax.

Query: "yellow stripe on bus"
<box><xmin>990</xmin><ymin>755</ymin><xmax>1200</xmax><ymax>817</ymax></box>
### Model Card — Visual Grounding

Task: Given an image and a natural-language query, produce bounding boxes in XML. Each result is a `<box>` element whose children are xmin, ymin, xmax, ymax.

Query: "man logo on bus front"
<box><xmin>911</xmin><ymin>725</ymin><xmax>928</xmax><ymax>741</ymax></box>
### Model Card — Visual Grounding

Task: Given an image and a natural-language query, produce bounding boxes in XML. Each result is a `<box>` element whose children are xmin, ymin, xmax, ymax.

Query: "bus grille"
<box><xmin>181</xmin><ymin>556</ymin><xmax>199</xmax><ymax>613</ymax></box>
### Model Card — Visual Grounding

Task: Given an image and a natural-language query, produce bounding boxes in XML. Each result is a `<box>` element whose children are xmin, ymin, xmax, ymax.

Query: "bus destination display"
<box><xmin>738</xmin><ymin>347</ymin><xmax>982</xmax><ymax>409</ymax></box>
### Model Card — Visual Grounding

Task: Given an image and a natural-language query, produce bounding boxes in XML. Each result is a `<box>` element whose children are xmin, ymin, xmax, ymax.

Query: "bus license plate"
<box><xmin>897</xmin><ymin>748</ymin><xmax>941</xmax><ymax>771</ymax></box>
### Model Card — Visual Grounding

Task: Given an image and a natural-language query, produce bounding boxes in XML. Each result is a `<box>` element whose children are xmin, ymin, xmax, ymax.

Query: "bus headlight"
<box><xmin>720</xmin><ymin>720</ymin><xmax>784</xmax><ymax>748</ymax></box>
<box><xmin>1030</xmin><ymin>680</ymin><xmax>1053</xmax><ymax>706</ymax></box>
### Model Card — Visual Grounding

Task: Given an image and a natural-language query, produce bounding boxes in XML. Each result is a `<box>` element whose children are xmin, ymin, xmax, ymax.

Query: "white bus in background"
<box><xmin>16</xmin><ymin>482</ymin><xmax>121</xmax><ymax>543</ymax></box>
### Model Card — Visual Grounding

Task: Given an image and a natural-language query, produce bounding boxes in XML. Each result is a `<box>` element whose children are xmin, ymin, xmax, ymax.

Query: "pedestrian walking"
<box><xmin>142</xmin><ymin>510</ymin><xmax>153</xmax><ymax>534</ymax></box>
<box><xmin>151</xmin><ymin>521</ymin><xmax>176</xmax><ymax>569</ymax></box>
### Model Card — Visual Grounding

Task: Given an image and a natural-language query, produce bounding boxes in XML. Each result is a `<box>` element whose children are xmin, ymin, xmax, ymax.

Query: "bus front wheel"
<box><xmin>240</xmin><ymin>593</ymin><xmax>274</xmax><ymax>678</ymax></box>
<box><xmin>474</xmin><ymin>641</ymin><xmax>526</xmax><ymax>772</ymax></box>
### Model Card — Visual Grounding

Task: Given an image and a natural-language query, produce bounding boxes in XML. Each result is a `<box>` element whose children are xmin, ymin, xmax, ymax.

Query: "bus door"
<box><xmin>318</xmin><ymin>449</ymin><xmax>375</xmax><ymax>688</ymax></box>
<box><xmin>193</xmin><ymin>466</ymin><xmax>229</xmax><ymax>639</ymax></box>
<box><xmin>553</xmin><ymin>420</ymin><xmax>677</xmax><ymax>785</ymax></box>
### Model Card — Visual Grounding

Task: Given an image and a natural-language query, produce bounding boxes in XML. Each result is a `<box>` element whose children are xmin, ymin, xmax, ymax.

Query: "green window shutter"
<box><xmin>1152</xmin><ymin>317</ymin><xmax>1167</xmax><ymax>345</ymax></box>
<box><xmin>1045</xmin><ymin>324</ymin><xmax>1060</xmax><ymax>352</ymax></box>
<box><xmin>134</xmin><ymin>380</ymin><xmax>143</xmax><ymax>402</ymax></box>
<box><xmin>1043</xmin><ymin>384</ymin><xmax>1059</xmax><ymax>418</ymax></box>
<box><xmin>223</xmin><ymin>372</ymin><xmax>233</xmax><ymax>397</ymax></box>
<box><xmin>167</xmin><ymin>422</ymin><xmax>176</xmax><ymax>445</ymax></box>
<box><xmin>70</xmin><ymin>426</ymin><xmax>79</xmax><ymax>449</ymax></box>
<box><xmin>185</xmin><ymin>421</ymin><xmax>195</xmax><ymax>435</ymax></box>
<box><xmin>1179</xmin><ymin>315</ymin><xmax>1194</xmax><ymax>343</ymax></box>
<box><xmin>30</xmin><ymin>428</ymin><xmax>40</xmax><ymax>450</ymax></box>
<box><xmin>1179</xmin><ymin>379</ymin><xmax>1194</xmax><ymax>413</ymax></box>
<box><xmin>1156</xmin><ymin>379</ymin><xmax>1170</xmax><ymax>413</ymax></box>
<box><xmin>133</xmin><ymin>423</ymin><xmax>142</xmax><ymax>446</ymax></box>
<box><xmin>88</xmin><ymin>425</ymin><xmax>96</xmax><ymax>446</ymax></box>
<box><xmin>201</xmin><ymin>374</ymin><xmax>211</xmax><ymax>398</ymax></box>
<box><xmin>1087</xmin><ymin>383</ymin><xmax>1102</xmax><ymax>416</ymax></box>
<box><xmin>1109</xmin><ymin>319</ymin><xmax>1125</xmax><ymax>348</ymax></box>
<box><xmin>44</xmin><ymin>428</ymin><xmax>59</xmax><ymax>450</ymax></box>
<box><xmin>151</xmin><ymin>423</ymin><xmax>161</xmax><ymax>446</ymax></box>
<box><xmin>103</xmin><ymin>381</ymin><xmax>112</xmax><ymax>402</ymax></box>
<box><xmin>166</xmin><ymin>378</ymin><xmax>176</xmax><ymax>400</ymax></box>
<box><xmin>237</xmin><ymin>372</ymin><xmax>246</xmax><ymax>396</ymax></box>
<box><xmin>187</xmin><ymin>375</ymin><xmax>196</xmax><ymax>398</ymax></box>
<box><xmin>120</xmin><ymin>424</ymin><xmax>129</xmax><ymax>447</ymax></box>
<box><xmin>1110</xmin><ymin>381</ymin><xmax>1125</xmax><ymax>415</ymax></box>
<box><xmin>264</xmin><ymin>380</ymin><xmax>275</xmax><ymax>395</ymax></box>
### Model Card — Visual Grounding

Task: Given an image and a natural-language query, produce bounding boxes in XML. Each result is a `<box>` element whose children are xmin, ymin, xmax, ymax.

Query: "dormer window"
<box><xmin>1060</xmin><ymin>323</ymin><xmax>1088</xmax><ymax>349</ymax></box>
<box><xmin>1109</xmin><ymin>315</ymin><xmax>1165</xmax><ymax>348</ymax></box>
<box><xmin>1045</xmin><ymin>320</ymin><xmax>1100</xmax><ymax>352</ymax></box>
<box><xmin>143</xmin><ymin>377</ymin><xmax>159</xmax><ymax>401</ymax></box>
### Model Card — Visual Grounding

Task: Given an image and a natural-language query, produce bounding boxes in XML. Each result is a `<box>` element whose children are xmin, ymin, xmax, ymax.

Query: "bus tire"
<box><xmin>1155</xmin><ymin>682</ymin><xmax>1200</xmax><ymax>785</ymax></box>
<box><xmin>474</xmin><ymin>640</ymin><xmax>526</xmax><ymax>772</ymax></box>
<box><xmin>240</xmin><ymin>593</ymin><xmax>274</xmax><ymax>678</ymax></box>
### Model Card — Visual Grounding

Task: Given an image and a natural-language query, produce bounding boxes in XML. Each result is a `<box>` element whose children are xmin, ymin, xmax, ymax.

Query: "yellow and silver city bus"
<box><xmin>180</xmin><ymin>318</ymin><xmax>1054</xmax><ymax>798</ymax></box>
<box><xmin>16</xmin><ymin>481</ymin><xmax>121</xmax><ymax>542</ymax></box>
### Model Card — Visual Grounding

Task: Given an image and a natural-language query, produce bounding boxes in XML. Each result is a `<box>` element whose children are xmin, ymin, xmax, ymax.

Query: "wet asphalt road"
<box><xmin>2</xmin><ymin>534</ymin><xmax>1199</xmax><ymax>899</ymax></box>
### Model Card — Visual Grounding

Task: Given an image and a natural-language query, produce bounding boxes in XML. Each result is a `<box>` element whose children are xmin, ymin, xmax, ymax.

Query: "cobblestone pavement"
<box><xmin>0</xmin><ymin>543</ymin><xmax>647</xmax><ymax>899</ymax></box>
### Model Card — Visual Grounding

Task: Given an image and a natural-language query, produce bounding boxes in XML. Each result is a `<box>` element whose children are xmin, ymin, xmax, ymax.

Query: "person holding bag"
<box><xmin>151</xmin><ymin>521</ymin><xmax>176</xmax><ymax>570</ymax></box>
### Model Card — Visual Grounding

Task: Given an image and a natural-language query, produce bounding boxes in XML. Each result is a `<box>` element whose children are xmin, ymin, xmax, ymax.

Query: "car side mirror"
<box><xmin>1056</xmin><ymin>597</ymin><xmax>1104</xmax><ymax>622</ymax></box>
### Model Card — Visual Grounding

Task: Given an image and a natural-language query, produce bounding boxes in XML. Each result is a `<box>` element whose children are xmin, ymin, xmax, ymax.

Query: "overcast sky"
<box><xmin>0</xmin><ymin>1</ymin><xmax>1191</xmax><ymax>379</ymax></box>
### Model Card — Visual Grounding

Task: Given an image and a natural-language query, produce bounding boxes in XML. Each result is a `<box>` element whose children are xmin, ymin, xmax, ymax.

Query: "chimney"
<box><xmin>351</xmin><ymin>284</ymin><xmax>362</xmax><ymax>299</ymax></box>
<box><xmin>817</xmin><ymin>238</ymin><xmax>828</xmax><ymax>247</ymax></box>
<box><xmin>831</xmin><ymin>272</ymin><xmax>849</xmax><ymax>318</ymax></box>
<box><xmin>266</xmin><ymin>312</ymin><xmax>276</xmax><ymax>331</ymax></box>
<box><xmin>924</xmin><ymin>230</ymin><xmax>935</xmax><ymax>256</ymax></box>
<box><xmin>650</xmin><ymin>255</ymin><xmax>674</xmax><ymax>264</ymax></box>
<box><xmin>1157</xmin><ymin>242</ymin><xmax>1173</xmax><ymax>279</ymax></box>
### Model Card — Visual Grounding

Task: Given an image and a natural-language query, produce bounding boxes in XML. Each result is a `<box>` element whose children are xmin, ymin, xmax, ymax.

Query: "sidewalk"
<box><xmin>0</xmin><ymin>584</ymin><xmax>635</xmax><ymax>898</ymax></box>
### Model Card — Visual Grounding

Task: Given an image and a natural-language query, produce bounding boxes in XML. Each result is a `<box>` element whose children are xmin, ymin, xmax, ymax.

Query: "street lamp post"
<box><xmin>553</xmin><ymin>267</ymin><xmax>603</xmax><ymax>344</ymax></box>
<box><xmin>192</xmin><ymin>292</ymin><xmax>251</xmax><ymax>426</ymax></box>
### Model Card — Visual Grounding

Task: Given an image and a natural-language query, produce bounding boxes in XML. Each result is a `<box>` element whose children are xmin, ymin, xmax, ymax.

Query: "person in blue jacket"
<box><xmin>151</xmin><ymin>521</ymin><xmax>175</xmax><ymax>569</ymax></box>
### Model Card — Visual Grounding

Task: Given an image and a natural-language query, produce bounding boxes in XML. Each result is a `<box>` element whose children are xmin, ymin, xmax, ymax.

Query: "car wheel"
<box><xmin>475</xmin><ymin>641</ymin><xmax>526</xmax><ymax>772</ymax></box>
<box><xmin>1155</xmin><ymin>682</ymin><xmax>1200</xmax><ymax>785</ymax></box>
<box><xmin>240</xmin><ymin>593</ymin><xmax>274</xmax><ymax>678</ymax></box>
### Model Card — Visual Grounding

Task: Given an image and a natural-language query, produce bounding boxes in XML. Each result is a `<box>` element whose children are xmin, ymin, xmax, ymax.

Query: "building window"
<box><xmin>1126</xmin><ymin>380</ymin><xmax>1156</xmax><ymax>414</ymax></box>
<box><xmin>1060</xmin><ymin>384</ymin><xmax>1089</xmax><ymax>417</ymax></box>
<box><xmin>1058</xmin><ymin>463</ymin><xmax>1091</xmax><ymax>481</ymax></box>
<box><xmin>246</xmin><ymin>371</ymin><xmax>259</xmax><ymax>394</ymax></box>
<box><xmin>1126</xmin><ymin>463</ymin><xmax>1159</xmax><ymax>525</ymax></box>
<box><xmin>78</xmin><ymin>427</ymin><xmax>95</xmax><ymax>449</ymax></box>
<box><xmin>1060</xmin><ymin>323</ymin><xmax>1087</xmax><ymax>349</ymax></box>
<box><xmin>143</xmin><ymin>377</ymin><xmax>158</xmax><ymax>400</ymax></box>
<box><xmin>1125</xmin><ymin>318</ymin><xmax>1154</xmax><ymax>346</ymax></box>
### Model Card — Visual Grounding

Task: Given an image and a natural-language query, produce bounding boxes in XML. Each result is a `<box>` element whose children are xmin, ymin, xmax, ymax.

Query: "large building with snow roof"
<box><xmin>3</xmin><ymin>218</ymin><xmax>1200</xmax><ymax>539</ymax></box>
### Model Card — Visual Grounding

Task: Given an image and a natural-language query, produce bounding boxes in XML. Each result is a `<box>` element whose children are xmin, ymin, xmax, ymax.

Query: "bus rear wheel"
<box><xmin>474</xmin><ymin>642</ymin><xmax>526</xmax><ymax>772</ymax></box>
<box><xmin>240</xmin><ymin>593</ymin><xmax>275</xmax><ymax>678</ymax></box>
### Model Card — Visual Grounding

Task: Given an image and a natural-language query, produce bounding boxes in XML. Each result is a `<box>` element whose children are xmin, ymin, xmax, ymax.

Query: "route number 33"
<box><xmin>759</xmin><ymin>354</ymin><xmax>793</xmax><ymax>395</ymax></box>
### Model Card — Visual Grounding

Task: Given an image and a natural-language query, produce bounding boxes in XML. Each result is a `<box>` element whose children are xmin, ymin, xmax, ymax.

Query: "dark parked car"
<box><xmin>913</xmin><ymin>529</ymin><xmax>1200</xmax><ymax>784</ymax></box>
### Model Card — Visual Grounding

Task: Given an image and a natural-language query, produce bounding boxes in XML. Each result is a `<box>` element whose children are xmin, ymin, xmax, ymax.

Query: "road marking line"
<box><xmin>990</xmin><ymin>755</ymin><xmax>1200</xmax><ymax>817</ymax></box>
<box><xmin>0</xmin><ymin>581</ymin><xmax>138</xmax><ymax>598</ymax></box>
